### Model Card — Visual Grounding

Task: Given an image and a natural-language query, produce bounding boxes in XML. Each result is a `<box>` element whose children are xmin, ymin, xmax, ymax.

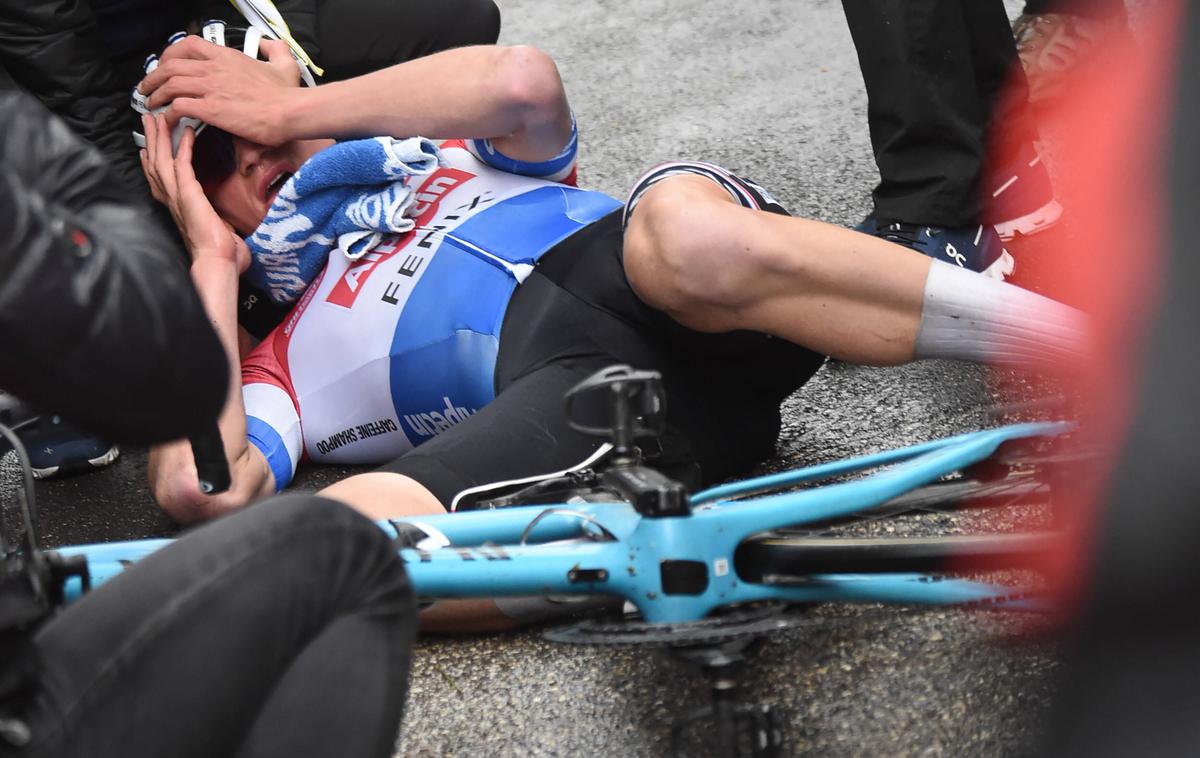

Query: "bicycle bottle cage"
<box><xmin>564</xmin><ymin>365</ymin><xmax>666</xmax><ymax>462</ymax></box>
<box><xmin>565</xmin><ymin>365</ymin><xmax>688</xmax><ymax>518</ymax></box>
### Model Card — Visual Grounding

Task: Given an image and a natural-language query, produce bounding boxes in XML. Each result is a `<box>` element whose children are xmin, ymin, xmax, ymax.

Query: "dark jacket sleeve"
<box><xmin>0</xmin><ymin>92</ymin><xmax>228</xmax><ymax>444</ymax></box>
<box><xmin>0</xmin><ymin>0</ymin><xmax>152</xmax><ymax>196</ymax></box>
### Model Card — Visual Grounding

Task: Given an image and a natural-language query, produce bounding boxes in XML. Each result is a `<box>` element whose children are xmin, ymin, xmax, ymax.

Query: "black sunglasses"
<box><xmin>180</xmin><ymin>23</ymin><xmax>259</xmax><ymax>186</ymax></box>
<box><xmin>191</xmin><ymin>125</ymin><xmax>237</xmax><ymax>186</ymax></box>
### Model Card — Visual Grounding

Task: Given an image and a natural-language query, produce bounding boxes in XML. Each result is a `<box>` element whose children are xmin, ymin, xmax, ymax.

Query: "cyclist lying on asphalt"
<box><xmin>135</xmin><ymin>37</ymin><xmax>1085</xmax><ymax>626</ymax></box>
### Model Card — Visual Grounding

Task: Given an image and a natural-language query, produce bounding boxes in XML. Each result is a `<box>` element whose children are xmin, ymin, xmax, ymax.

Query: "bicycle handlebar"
<box><xmin>188</xmin><ymin>422</ymin><xmax>231</xmax><ymax>494</ymax></box>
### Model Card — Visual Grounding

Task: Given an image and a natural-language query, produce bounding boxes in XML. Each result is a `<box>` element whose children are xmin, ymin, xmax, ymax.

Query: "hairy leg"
<box><xmin>622</xmin><ymin>174</ymin><xmax>931</xmax><ymax>366</ymax></box>
<box><xmin>623</xmin><ymin>172</ymin><xmax>1085</xmax><ymax>369</ymax></box>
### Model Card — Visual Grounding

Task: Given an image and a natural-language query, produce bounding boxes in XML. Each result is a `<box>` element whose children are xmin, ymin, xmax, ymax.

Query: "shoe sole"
<box><xmin>31</xmin><ymin>445</ymin><xmax>121</xmax><ymax>480</ymax></box>
<box><xmin>994</xmin><ymin>199</ymin><xmax>1064</xmax><ymax>241</ymax></box>
<box><xmin>981</xmin><ymin>250</ymin><xmax>1016</xmax><ymax>281</ymax></box>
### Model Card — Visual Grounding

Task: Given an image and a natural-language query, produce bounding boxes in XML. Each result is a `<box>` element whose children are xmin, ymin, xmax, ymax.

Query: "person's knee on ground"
<box><xmin>27</xmin><ymin>492</ymin><xmax>416</xmax><ymax>758</ymax></box>
<box><xmin>622</xmin><ymin>174</ymin><xmax>803</xmax><ymax>333</ymax></box>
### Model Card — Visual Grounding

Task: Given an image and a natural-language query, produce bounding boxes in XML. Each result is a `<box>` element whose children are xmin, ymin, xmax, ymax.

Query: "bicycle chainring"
<box><xmin>543</xmin><ymin>604</ymin><xmax>815</xmax><ymax>646</ymax></box>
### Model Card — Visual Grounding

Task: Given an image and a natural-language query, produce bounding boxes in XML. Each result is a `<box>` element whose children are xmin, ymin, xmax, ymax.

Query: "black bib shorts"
<box><xmin>377</xmin><ymin>163</ymin><xmax>826</xmax><ymax>506</ymax></box>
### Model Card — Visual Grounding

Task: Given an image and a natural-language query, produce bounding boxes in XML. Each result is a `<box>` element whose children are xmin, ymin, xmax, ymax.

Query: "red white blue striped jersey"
<box><xmin>241</xmin><ymin>136</ymin><xmax>622</xmax><ymax>489</ymax></box>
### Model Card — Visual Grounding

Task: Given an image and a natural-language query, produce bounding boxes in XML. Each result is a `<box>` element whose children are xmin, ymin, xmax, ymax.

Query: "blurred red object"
<box><xmin>992</xmin><ymin>0</ymin><xmax>1187</xmax><ymax>613</ymax></box>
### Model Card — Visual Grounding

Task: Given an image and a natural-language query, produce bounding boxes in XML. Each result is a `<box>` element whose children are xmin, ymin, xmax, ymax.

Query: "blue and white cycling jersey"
<box><xmin>241</xmin><ymin>139</ymin><xmax>622</xmax><ymax>489</ymax></box>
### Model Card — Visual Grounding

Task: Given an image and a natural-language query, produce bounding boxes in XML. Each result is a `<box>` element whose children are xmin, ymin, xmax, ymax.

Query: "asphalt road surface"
<box><xmin>9</xmin><ymin>0</ymin><xmax>1083</xmax><ymax>755</ymax></box>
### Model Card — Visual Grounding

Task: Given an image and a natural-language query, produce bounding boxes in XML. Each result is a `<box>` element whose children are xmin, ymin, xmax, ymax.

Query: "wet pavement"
<box><xmin>11</xmin><ymin>0</ymin><xmax>1078</xmax><ymax>755</ymax></box>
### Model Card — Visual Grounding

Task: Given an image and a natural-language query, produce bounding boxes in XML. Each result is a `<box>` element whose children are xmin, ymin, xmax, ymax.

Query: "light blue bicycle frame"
<box><xmin>58</xmin><ymin>422</ymin><xmax>1068</xmax><ymax>623</ymax></box>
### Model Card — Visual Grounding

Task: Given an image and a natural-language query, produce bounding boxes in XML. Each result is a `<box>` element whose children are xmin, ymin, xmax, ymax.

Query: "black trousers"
<box><xmin>1</xmin><ymin>495</ymin><xmax>416</xmax><ymax>758</ymax></box>
<box><xmin>841</xmin><ymin>0</ymin><xmax>1038</xmax><ymax>227</ymax></box>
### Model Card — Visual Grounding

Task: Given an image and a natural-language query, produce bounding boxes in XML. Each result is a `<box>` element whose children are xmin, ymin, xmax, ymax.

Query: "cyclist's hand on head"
<box><xmin>140</xmin><ymin>113</ymin><xmax>250</xmax><ymax>274</ymax></box>
<box><xmin>138</xmin><ymin>35</ymin><xmax>302</xmax><ymax>147</ymax></box>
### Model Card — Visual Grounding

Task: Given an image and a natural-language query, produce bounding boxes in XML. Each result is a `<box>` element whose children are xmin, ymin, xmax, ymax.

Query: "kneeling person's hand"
<box><xmin>140</xmin><ymin>113</ymin><xmax>250</xmax><ymax>274</ymax></box>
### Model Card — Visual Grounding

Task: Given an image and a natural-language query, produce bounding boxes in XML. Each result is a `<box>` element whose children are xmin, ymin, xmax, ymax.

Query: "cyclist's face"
<box><xmin>202</xmin><ymin>135</ymin><xmax>334</xmax><ymax>236</ymax></box>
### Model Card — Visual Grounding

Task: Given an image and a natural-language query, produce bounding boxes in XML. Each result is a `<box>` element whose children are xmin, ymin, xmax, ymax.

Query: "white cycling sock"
<box><xmin>914</xmin><ymin>260</ymin><xmax>1088</xmax><ymax>368</ymax></box>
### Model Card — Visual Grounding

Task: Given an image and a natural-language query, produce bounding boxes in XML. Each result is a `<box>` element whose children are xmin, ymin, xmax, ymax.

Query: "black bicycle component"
<box><xmin>544</xmin><ymin>604</ymin><xmax>801</xmax><ymax>646</ymax></box>
<box><xmin>471</xmin><ymin>365</ymin><xmax>690</xmax><ymax>515</ymax></box>
<box><xmin>567</xmin><ymin>567</ymin><xmax>609</xmax><ymax>584</ymax></box>
<box><xmin>0</xmin><ymin>420</ymin><xmax>91</xmax><ymax>638</ymax></box>
<box><xmin>564</xmin><ymin>364</ymin><xmax>666</xmax><ymax>465</ymax></box>
<box><xmin>737</xmin><ymin>531</ymin><xmax>1061</xmax><ymax>580</ymax></box>
<box><xmin>673</xmin><ymin>700</ymin><xmax>782</xmax><ymax>758</ymax></box>
<box><xmin>566</xmin><ymin>365</ymin><xmax>688</xmax><ymax>516</ymax></box>
<box><xmin>458</xmin><ymin>468</ymin><xmax>616</xmax><ymax>511</ymax></box>
<box><xmin>661</xmin><ymin>559</ymin><xmax>709</xmax><ymax>595</ymax></box>
<box><xmin>189</xmin><ymin>422</ymin><xmax>231</xmax><ymax>495</ymax></box>
<box><xmin>601</xmin><ymin>465</ymin><xmax>689</xmax><ymax>518</ymax></box>
<box><xmin>668</xmin><ymin>638</ymin><xmax>783</xmax><ymax>758</ymax></box>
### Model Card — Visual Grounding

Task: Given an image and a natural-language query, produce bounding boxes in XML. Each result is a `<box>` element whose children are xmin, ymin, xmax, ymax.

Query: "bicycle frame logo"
<box><xmin>407</xmin><ymin>544</ymin><xmax>513</xmax><ymax>564</ymax></box>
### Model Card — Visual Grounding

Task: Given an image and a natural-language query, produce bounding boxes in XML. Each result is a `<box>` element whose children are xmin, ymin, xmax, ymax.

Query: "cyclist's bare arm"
<box><xmin>139</xmin><ymin>41</ymin><xmax>573</xmax><ymax>166</ymax></box>
<box><xmin>147</xmin><ymin>257</ymin><xmax>276</xmax><ymax>523</ymax></box>
<box><xmin>139</xmin><ymin>114</ymin><xmax>276</xmax><ymax>522</ymax></box>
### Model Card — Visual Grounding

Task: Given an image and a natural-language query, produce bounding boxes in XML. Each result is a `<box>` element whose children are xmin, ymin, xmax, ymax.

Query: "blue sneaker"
<box><xmin>856</xmin><ymin>217</ymin><xmax>1015</xmax><ymax>280</ymax></box>
<box><xmin>0</xmin><ymin>392</ymin><xmax>119</xmax><ymax>479</ymax></box>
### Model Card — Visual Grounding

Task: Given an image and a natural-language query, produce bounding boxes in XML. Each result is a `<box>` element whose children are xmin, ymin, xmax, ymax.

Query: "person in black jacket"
<box><xmin>0</xmin><ymin>91</ymin><xmax>226</xmax><ymax>442</ymax></box>
<box><xmin>0</xmin><ymin>91</ymin><xmax>417</xmax><ymax>758</ymax></box>
<box><xmin>0</xmin><ymin>0</ymin><xmax>501</xmax><ymax>347</ymax></box>
<box><xmin>0</xmin><ymin>0</ymin><xmax>500</xmax><ymax>201</ymax></box>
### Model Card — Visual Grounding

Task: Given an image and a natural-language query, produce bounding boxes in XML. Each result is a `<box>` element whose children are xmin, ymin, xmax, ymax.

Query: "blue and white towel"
<box><xmin>245</xmin><ymin>136</ymin><xmax>444</xmax><ymax>304</ymax></box>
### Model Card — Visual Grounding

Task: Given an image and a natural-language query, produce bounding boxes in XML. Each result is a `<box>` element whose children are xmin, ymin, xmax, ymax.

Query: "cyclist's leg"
<box><xmin>620</xmin><ymin>162</ymin><xmax>1086</xmax><ymax>368</ymax></box>
<box><xmin>322</xmin><ymin>235</ymin><xmax>802</xmax><ymax>520</ymax></box>
<box><xmin>622</xmin><ymin>166</ymin><xmax>928</xmax><ymax>364</ymax></box>
<box><xmin>17</xmin><ymin>495</ymin><xmax>415</xmax><ymax>758</ymax></box>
